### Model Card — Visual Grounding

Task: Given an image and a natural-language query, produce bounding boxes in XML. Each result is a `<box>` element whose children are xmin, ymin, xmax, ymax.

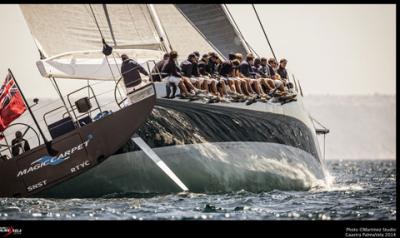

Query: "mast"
<box><xmin>147</xmin><ymin>4</ymin><xmax>172</xmax><ymax>52</ymax></box>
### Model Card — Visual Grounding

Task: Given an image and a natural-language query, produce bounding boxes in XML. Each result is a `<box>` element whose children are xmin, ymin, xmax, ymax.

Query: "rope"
<box><xmin>88</xmin><ymin>4</ymin><xmax>105</xmax><ymax>40</ymax></box>
<box><xmin>87</xmin><ymin>4</ymin><xmax>124</xmax><ymax>102</ymax></box>
<box><xmin>102</xmin><ymin>4</ymin><xmax>117</xmax><ymax>46</ymax></box>
<box><xmin>252</xmin><ymin>4</ymin><xmax>277</xmax><ymax>62</ymax></box>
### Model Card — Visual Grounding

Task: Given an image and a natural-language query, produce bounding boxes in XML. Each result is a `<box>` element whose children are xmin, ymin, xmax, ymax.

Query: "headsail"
<box><xmin>154</xmin><ymin>4</ymin><xmax>226</xmax><ymax>60</ymax></box>
<box><xmin>175</xmin><ymin>4</ymin><xmax>249</xmax><ymax>58</ymax></box>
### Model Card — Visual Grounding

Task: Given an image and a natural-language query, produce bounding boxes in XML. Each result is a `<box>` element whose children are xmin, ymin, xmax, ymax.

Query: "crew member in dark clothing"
<box><xmin>180</xmin><ymin>53</ymin><xmax>196</xmax><ymax>77</ymax></box>
<box><xmin>162</xmin><ymin>51</ymin><xmax>198</xmax><ymax>98</ymax></box>
<box><xmin>198</xmin><ymin>54</ymin><xmax>209</xmax><ymax>76</ymax></box>
<box><xmin>239</xmin><ymin>54</ymin><xmax>257</xmax><ymax>78</ymax></box>
<box><xmin>239</xmin><ymin>54</ymin><xmax>267</xmax><ymax>97</ymax></box>
<box><xmin>259</xmin><ymin>57</ymin><xmax>271</xmax><ymax>78</ymax></box>
<box><xmin>11</xmin><ymin>131</ymin><xmax>30</xmax><ymax>157</ymax></box>
<box><xmin>193</xmin><ymin>51</ymin><xmax>200</xmax><ymax>61</ymax></box>
<box><xmin>219</xmin><ymin>60</ymin><xmax>233</xmax><ymax>79</ymax></box>
<box><xmin>277</xmin><ymin>58</ymin><xmax>288</xmax><ymax>80</ymax></box>
<box><xmin>206</xmin><ymin>52</ymin><xmax>218</xmax><ymax>76</ymax></box>
<box><xmin>219</xmin><ymin>59</ymin><xmax>243</xmax><ymax>95</ymax></box>
<box><xmin>228</xmin><ymin>52</ymin><xmax>236</xmax><ymax>61</ymax></box>
<box><xmin>152</xmin><ymin>53</ymin><xmax>169</xmax><ymax>82</ymax></box>
<box><xmin>268</xmin><ymin>58</ymin><xmax>278</xmax><ymax>76</ymax></box>
<box><xmin>258</xmin><ymin>57</ymin><xmax>276</xmax><ymax>94</ymax></box>
<box><xmin>152</xmin><ymin>53</ymin><xmax>177</xmax><ymax>98</ymax></box>
<box><xmin>120</xmin><ymin>54</ymin><xmax>149</xmax><ymax>90</ymax></box>
<box><xmin>180</xmin><ymin>53</ymin><xmax>203</xmax><ymax>89</ymax></box>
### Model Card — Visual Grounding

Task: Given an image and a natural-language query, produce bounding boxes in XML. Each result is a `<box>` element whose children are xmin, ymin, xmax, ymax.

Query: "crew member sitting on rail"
<box><xmin>227</xmin><ymin>53</ymin><xmax>244</xmax><ymax>95</ymax></box>
<box><xmin>202</xmin><ymin>52</ymin><xmax>220</xmax><ymax>97</ymax></box>
<box><xmin>219</xmin><ymin>58</ymin><xmax>243</xmax><ymax>98</ymax></box>
<box><xmin>152</xmin><ymin>53</ymin><xmax>169</xmax><ymax>82</ymax></box>
<box><xmin>193</xmin><ymin>51</ymin><xmax>200</xmax><ymax>62</ymax></box>
<box><xmin>271</xmin><ymin>74</ymin><xmax>287</xmax><ymax>96</ymax></box>
<box><xmin>180</xmin><ymin>53</ymin><xmax>203</xmax><ymax>89</ymax></box>
<box><xmin>120</xmin><ymin>54</ymin><xmax>149</xmax><ymax>91</ymax></box>
<box><xmin>239</xmin><ymin>54</ymin><xmax>268</xmax><ymax>98</ymax></box>
<box><xmin>152</xmin><ymin>53</ymin><xmax>177</xmax><ymax>99</ymax></box>
<box><xmin>219</xmin><ymin>54</ymin><xmax>236</xmax><ymax>93</ymax></box>
<box><xmin>162</xmin><ymin>51</ymin><xmax>200</xmax><ymax>98</ymax></box>
<box><xmin>11</xmin><ymin>131</ymin><xmax>30</xmax><ymax>157</ymax></box>
<box><xmin>268</xmin><ymin>58</ymin><xmax>278</xmax><ymax>75</ymax></box>
<box><xmin>233</xmin><ymin>53</ymin><xmax>251</xmax><ymax>96</ymax></box>
<box><xmin>258</xmin><ymin>57</ymin><xmax>277</xmax><ymax>94</ymax></box>
<box><xmin>277</xmin><ymin>58</ymin><xmax>289</xmax><ymax>84</ymax></box>
<box><xmin>197</xmin><ymin>54</ymin><xmax>212</xmax><ymax>91</ymax></box>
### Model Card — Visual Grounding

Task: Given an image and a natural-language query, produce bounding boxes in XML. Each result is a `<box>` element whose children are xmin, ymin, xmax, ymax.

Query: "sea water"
<box><xmin>0</xmin><ymin>159</ymin><xmax>395</xmax><ymax>220</ymax></box>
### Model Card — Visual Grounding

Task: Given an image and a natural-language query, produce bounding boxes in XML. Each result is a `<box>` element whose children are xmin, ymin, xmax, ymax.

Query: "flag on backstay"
<box><xmin>0</xmin><ymin>72</ymin><xmax>27</xmax><ymax>132</ymax></box>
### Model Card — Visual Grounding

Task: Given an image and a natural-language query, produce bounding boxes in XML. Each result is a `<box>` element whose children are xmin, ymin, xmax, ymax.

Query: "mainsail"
<box><xmin>19</xmin><ymin>4</ymin><xmax>250</xmax><ymax>80</ymax></box>
<box><xmin>20</xmin><ymin>4</ymin><xmax>161</xmax><ymax>57</ymax></box>
<box><xmin>20</xmin><ymin>4</ymin><xmax>165</xmax><ymax>80</ymax></box>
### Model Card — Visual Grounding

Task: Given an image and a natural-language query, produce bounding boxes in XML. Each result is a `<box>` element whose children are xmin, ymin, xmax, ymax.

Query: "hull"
<box><xmin>38</xmin><ymin>85</ymin><xmax>326</xmax><ymax>197</ymax></box>
<box><xmin>0</xmin><ymin>83</ymin><xmax>156</xmax><ymax>197</ymax></box>
<box><xmin>40</xmin><ymin>142</ymin><xmax>324</xmax><ymax>197</ymax></box>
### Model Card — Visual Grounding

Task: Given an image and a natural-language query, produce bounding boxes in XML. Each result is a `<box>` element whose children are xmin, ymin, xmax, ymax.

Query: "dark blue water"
<box><xmin>0</xmin><ymin>160</ymin><xmax>395</xmax><ymax>220</ymax></box>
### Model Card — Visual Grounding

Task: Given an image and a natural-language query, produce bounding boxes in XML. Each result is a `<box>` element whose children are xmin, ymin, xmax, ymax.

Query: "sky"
<box><xmin>0</xmin><ymin>4</ymin><xmax>396</xmax><ymax>98</ymax></box>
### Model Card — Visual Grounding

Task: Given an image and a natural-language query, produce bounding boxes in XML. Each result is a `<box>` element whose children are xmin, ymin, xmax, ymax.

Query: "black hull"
<box><xmin>133</xmin><ymin>98</ymin><xmax>321</xmax><ymax>162</ymax></box>
<box><xmin>36</xmin><ymin>94</ymin><xmax>325</xmax><ymax>198</ymax></box>
<box><xmin>0</xmin><ymin>84</ymin><xmax>156</xmax><ymax>198</ymax></box>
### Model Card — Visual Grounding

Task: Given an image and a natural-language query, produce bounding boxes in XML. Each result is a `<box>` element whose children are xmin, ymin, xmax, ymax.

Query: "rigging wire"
<box><xmin>87</xmin><ymin>4</ymin><xmax>124</xmax><ymax>101</ymax></box>
<box><xmin>251</xmin><ymin>4</ymin><xmax>278</xmax><ymax>62</ymax></box>
<box><xmin>102</xmin><ymin>4</ymin><xmax>117</xmax><ymax>46</ymax></box>
<box><xmin>223</xmin><ymin>4</ymin><xmax>260</xmax><ymax>57</ymax></box>
<box><xmin>174</xmin><ymin>5</ymin><xmax>226</xmax><ymax>60</ymax></box>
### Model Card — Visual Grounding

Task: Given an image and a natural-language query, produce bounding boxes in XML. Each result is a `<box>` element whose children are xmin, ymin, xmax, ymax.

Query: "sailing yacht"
<box><xmin>1</xmin><ymin>4</ymin><xmax>328</xmax><ymax>197</ymax></box>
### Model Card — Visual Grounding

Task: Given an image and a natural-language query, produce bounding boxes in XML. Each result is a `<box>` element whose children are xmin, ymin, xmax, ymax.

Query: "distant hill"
<box><xmin>303</xmin><ymin>95</ymin><xmax>395</xmax><ymax>160</ymax></box>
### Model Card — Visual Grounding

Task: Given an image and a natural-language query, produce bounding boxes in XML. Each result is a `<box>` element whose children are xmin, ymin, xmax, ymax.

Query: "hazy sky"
<box><xmin>0</xmin><ymin>4</ymin><xmax>396</xmax><ymax>98</ymax></box>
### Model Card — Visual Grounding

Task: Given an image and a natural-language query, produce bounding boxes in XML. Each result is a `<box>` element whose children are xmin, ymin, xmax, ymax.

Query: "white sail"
<box><xmin>154</xmin><ymin>4</ymin><xmax>224</xmax><ymax>60</ymax></box>
<box><xmin>20</xmin><ymin>4</ymin><xmax>248</xmax><ymax>80</ymax></box>
<box><xmin>20</xmin><ymin>4</ymin><xmax>164</xmax><ymax>80</ymax></box>
<box><xmin>20</xmin><ymin>4</ymin><xmax>162</xmax><ymax>56</ymax></box>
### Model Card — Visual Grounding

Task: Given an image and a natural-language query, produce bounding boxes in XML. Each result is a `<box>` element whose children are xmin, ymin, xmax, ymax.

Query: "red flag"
<box><xmin>0</xmin><ymin>73</ymin><xmax>27</xmax><ymax>132</ymax></box>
